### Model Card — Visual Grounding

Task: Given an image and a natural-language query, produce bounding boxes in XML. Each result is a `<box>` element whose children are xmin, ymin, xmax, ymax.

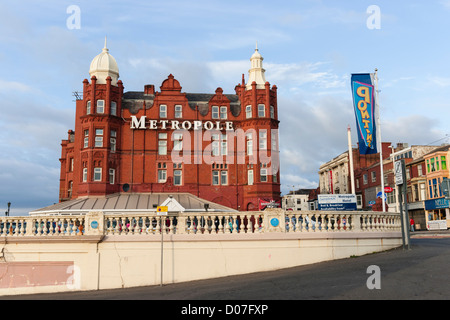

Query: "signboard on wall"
<box><xmin>424</xmin><ymin>198</ymin><xmax>450</xmax><ymax>210</ymax></box>
<box><xmin>427</xmin><ymin>220</ymin><xmax>447</xmax><ymax>230</ymax></box>
<box><xmin>318</xmin><ymin>194</ymin><xmax>357</xmax><ymax>211</ymax></box>
<box><xmin>259</xmin><ymin>199</ymin><xmax>281</xmax><ymax>211</ymax></box>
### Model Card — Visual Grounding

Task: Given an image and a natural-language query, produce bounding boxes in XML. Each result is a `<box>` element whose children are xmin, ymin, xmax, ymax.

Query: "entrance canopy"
<box><xmin>30</xmin><ymin>193</ymin><xmax>237</xmax><ymax>216</ymax></box>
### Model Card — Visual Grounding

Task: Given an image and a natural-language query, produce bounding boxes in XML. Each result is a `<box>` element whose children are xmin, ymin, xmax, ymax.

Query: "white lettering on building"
<box><xmin>130</xmin><ymin>116</ymin><xmax>234</xmax><ymax>131</ymax></box>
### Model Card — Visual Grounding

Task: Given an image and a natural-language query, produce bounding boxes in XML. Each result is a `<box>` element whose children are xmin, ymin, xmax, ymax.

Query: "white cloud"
<box><xmin>440</xmin><ymin>0</ymin><xmax>450</xmax><ymax>10</ymax></box>
<box><xmin>427</xmin><ymin>76</ymin><xmax>450</xmax><ymax>87</ymax></box>
<box><xmin>381</xmin><ymin>115</ymin><xmax>446</xmax><ymax>145</ymax></box>
<box><xmin>267</xmin><ymin>61</ymin><xmax>346</xmax><ymax>89</ymax></box>
<box><xmin>0</xmin><ymin>158</ymin><xmax>60</xmax><ymax>214</ymax></box>
<box><xmin>0</xmin><ymin>79</ymin><xmax>35</xmax><ymax>93</ymax></box>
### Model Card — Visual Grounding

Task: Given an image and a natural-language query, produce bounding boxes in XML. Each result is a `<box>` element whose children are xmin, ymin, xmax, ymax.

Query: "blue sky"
<box><xmin>1</xmin><ymin>0</ymin><xmax>450</xmax><ymax>215</ymax></box>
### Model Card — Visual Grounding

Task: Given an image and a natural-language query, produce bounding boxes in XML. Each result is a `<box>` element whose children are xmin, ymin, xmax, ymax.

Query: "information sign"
<box><xmin>318</xmin><ymin>194</ymin><xmax>357</xmax><ymax>211</ymax></box>
<box><xmin>394</xmin><ymin>160</ymin><xmax>403</xmax><ymax>185</ymax></box>
<box><xmin>156</xmin><ymin>206</ymin><xmax>168</xmax><ymax>216</ymax></box>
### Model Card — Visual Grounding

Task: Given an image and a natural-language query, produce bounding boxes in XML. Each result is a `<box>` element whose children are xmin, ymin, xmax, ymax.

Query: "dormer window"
<box><xmin>212</xmin><ymin>106</ymin><xmax>219</xmax><ymax>119</ymax></box>
<box><xmin>175</xmin><ymin>105</ymin><xmax>182</xmax><ymax>118</ymax></box>
<box><xmin>220</xmin><ymin>106</ymin><xmax>227</xmax><ymax>119</ymax></box>
<box><xmin>86</xmin><ymin>101</ymin><xmax>91</xmax><ymax>115</ymax></box>
<box><xmin>160</xmin><ymin>105</ymin><xmax>167</xmax><ymax>118</ymax></box>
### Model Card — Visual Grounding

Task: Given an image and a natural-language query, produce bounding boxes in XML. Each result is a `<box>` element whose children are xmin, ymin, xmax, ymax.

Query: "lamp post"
<box><xmin>290</xmin><ymin>185</ymin><xmax>298</xmax><ymax>210</ymax></box>
<box><xmin>5</xmin><ymin>202</ymin><xmax>10</xmax><ymax>216</ymax></box>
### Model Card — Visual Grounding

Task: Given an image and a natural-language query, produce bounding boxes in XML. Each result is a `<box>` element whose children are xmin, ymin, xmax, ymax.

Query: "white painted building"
<box><xmin>318</xmin><ymin>151</ymin><xmax>351</xmax><ymax>195</ymax></box>
<box><xmin>282</xmin><ymin>189</ymin><xmax>314</xmax><ymax>211</ymax></box>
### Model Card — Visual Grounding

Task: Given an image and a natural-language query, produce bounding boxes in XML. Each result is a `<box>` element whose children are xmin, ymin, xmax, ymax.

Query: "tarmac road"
<box><xmin>3</xmin><ymin>235</ymin><xmax>450</xmax><ymax>301</ymax></box>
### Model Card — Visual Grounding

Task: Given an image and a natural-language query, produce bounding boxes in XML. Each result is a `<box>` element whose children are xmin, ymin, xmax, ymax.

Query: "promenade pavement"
<box><xmin>2</xmin><ymin>230</ymin><xmax>450</xmax><ymax>303</ymax></box>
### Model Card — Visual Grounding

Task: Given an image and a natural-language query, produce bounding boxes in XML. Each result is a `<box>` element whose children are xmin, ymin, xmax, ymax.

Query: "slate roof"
<box><xmin>121</xmin><ymin>91</ymin><xmax>241</xmax><ymax>117</ymax></box>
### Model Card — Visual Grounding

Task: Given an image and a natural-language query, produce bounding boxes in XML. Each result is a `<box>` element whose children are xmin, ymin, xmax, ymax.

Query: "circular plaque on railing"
<box><xmin>270</xmin><ymin>218</ymin><xmax>279</xmax><ymax>227</ymax></box>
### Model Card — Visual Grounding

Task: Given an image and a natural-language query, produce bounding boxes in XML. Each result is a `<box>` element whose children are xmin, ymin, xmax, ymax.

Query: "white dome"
<box><xmin>89</xmin><ymin>38</ymin><xmax>119</xmax><ymax>85</ymax></box>
<box><xmin>251</xmin><ymin>48</ymin><xmax>262</xmax><ymax>60</ymax></box>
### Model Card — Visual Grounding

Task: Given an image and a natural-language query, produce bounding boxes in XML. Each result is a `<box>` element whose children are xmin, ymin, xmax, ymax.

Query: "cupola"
<box><xmin>89</xmin><ymin>37</ymin><xmax>119</xmax><ymax>85</ymax></box>
<box><xmin>246</xmin><ymin>42</ymin><xmax>267</xmax><ymax>90</ymax></box>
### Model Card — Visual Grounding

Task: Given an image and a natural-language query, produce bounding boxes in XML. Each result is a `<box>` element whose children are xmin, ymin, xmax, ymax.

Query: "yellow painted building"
<box><xmin>423</xmin><ymin>145</ymin><xmax>450</xmax><ymax>229</ymax></box>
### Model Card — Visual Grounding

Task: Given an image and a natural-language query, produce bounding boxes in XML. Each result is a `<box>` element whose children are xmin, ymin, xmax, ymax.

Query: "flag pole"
<box><xmin>374</xmin><ymin>68</ymin><xmax>386</xmax><ymax>212</ymax></box>
<box><xmin>347</xmin><ymin>125</ymin><xmax>355</xmax><ymax>195</ymax></box>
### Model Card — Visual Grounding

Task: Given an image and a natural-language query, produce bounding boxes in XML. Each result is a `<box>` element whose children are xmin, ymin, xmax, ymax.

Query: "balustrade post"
<box><xmin>24</xmin><ymin>217</ymin><xmax>33</xmax><ymax>236</ymax></box>
<box><xmin>319</xmin><ymin>214</ymin><xmax>325</xmax><ymax>232</ymax></box>
<box><xmin>225</xmin><ymin>216</ymin><xmax>231</xmax><ymax>233</ymax></box>
<box><xmin>381</xmin><ymin>215</ymin><xmax>386</xmax><ymax>231</ymax></box>
<box><xmin>352</xmin><ymin>214</ymin><xmax>361</xmax><ymax>232</ymax></box>
<box><xmin>346</xmin><ymin>214</ymin><xmax>351</xmax><ymax>231</ymax></box>
<box><xmin>47</xmin><ymin>218</ymin><xmax>53</xmax><ymax>236</ymax></box>
<box><xmin>327</xmin><ymin>214</ymin><xmax>333</xmax><ymax>231</ymax></box>
<box><xmin>259</xmin><ymin>214</ymin><xmax>264</xmax><ymax>233</ymax></box>
<box><xmin>252</xmin><ymin>215</ymin><xmax>258</xmax><ymax>233</ymax></box>
<box><xmin>232</xmin><ymin>215</ymin><xmax>238</xmax><ymax>233</ymax></box>
<box><xmin>337</xmin><ymin>214</ymin><xmax>343</xmax><ymax>232</ymax></box>
<box><xmin>176</xmin><ymin>215</ymin><xmax>185</xmax><ymax>234</ymax></box>
<box><xmin>107</xmin><ymin>217</ymin><xmax>114</xmax><ymax>235</ymax></box>
<box><xmin>294</xmin><ymin>214</ymin><xmax>300</xmax><ymax>232</ymax></box>
<box><xmin>286</xmin><ymin>214</ymin><xmax>292</xmax><ymax>233</ymax></box>
<box><xmin>14</xmin><ymin>219</ymin><xmax>19</xmax><ymax>236</ymax></box>
<box><xmin>309</xmin><ymin>213</ymin><xmax>314</xmax><ymax>232</ymax></box>
<box><xmin>301</xmin><ymin>214</ymin><xmax>307</xmax><ymax>231</ymax></box>
<box><xmin>1</xmin><ymin>218</ymin><xmax>6</xmax><ymax>235</ymax></box>
<box><xmin>84</xmin><ymin>211</ymin><xmax>104</xmax><ymax>236</ymax></box>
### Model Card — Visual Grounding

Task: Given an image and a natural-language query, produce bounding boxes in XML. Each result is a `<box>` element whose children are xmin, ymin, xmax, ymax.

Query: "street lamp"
<box><xmin>5</xmin><ymin>202</ymin><xmax>11</xmax><ymax>216</ymax></box>
<box><xmin>290</xmin><ymin>185</ymin><xmax>298</xmax><ymax>210</ymax></box>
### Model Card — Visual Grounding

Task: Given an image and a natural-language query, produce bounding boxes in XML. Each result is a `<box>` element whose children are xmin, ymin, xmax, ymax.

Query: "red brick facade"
<box><xmin>59</xmin><ymin>48</ymin><xmax>281</xmax><ymax>211</ymax></box>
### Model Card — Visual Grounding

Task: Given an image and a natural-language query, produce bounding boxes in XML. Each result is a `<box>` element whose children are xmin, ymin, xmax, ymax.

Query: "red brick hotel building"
<box><xmin>59</xmin><ymin>41</ymin><xmax>280</xmax><ymax>211</ymax></box>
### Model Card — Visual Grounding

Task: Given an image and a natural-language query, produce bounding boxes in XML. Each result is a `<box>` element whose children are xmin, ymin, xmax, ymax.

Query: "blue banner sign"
<box><xmin>425</xmin><ymin>198</ymin><xmax>449</xmax><ymax>210</ymax></box>
<box><xmin>318</xmin><ymin>194</ymin><xmax>357</xmax><ymax>211</ymax></box>
<box><xmin>351</xmin><ymin>74</ymin><xmax>377</xmax><ymax>154</ymax></box>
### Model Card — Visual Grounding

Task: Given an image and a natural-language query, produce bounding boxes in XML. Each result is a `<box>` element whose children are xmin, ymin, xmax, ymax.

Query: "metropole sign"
<box><xmin>130</xmin><ymin>115</ymin><xmax>234</xmax><ymax>131</ymax></box>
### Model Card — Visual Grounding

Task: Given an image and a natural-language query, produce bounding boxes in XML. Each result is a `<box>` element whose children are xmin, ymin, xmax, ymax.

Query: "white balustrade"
<box><xmin>0</xmin><ymin>216</ymin><xmax>87</xmax><ymax>237</ymax></box>
<box><xmin>0</xmin><ymin>211</ymin><xmax>402</xmax><ymax>238</ymax></box>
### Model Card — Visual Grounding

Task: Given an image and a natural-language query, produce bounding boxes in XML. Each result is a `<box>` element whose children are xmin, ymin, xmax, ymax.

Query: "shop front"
<box><xmin>424</xmin><ymin>198</ymin><xmax>450</xmax><ymax>230</ymax></box>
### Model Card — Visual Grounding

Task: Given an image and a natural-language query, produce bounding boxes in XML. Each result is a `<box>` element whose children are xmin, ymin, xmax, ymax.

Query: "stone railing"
<box><xmin>0</xmin><ymin>210</ymin><xmax>402</xmax><ymax>237</ymax></box>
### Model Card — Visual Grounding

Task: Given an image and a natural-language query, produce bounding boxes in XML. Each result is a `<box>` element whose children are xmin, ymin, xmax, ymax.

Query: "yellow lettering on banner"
<box><xmin>358</xmin><ymin>101</ymin><xmax>370</xmax><ymax>120</ymax></box>
<box><xmin>356</xmin><ymin>86</ymin><xmax>370</xmax><ymax>103</ymax></box>
<box><xmin>357</xmin><ymin>100</ymin><xmax>366</xmax><ymax>110</ymax></box>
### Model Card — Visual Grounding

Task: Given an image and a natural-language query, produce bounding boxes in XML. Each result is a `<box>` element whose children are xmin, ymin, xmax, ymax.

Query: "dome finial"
<box><xmin>255</xmin><ymin>41</ymin><xmax>258</xmax><ymax>51</ymax></box>
<box><xmin>103</xmin><ymin>36</ymin><xmax>108</xmax><ymax>52</ymax></box>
